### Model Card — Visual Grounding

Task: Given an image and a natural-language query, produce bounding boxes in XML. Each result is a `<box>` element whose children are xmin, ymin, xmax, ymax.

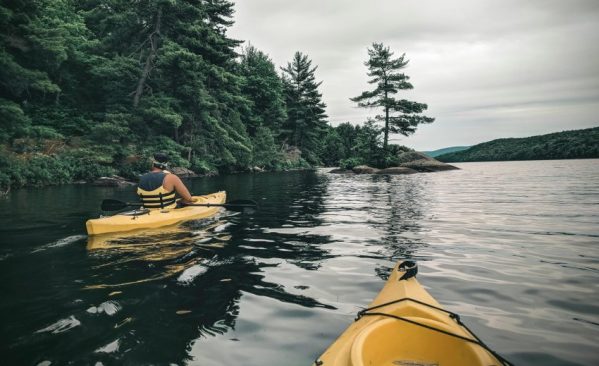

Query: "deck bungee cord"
<box><xmin>314</xmin><ymin>261</ymin><xmax>512</xmax><ymax>366</ymax></box>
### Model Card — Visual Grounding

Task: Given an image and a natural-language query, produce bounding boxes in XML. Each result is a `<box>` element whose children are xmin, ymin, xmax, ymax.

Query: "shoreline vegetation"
<box><xmin>1</xmin><ymin>2</ymin><xmax>435</xmax><ymax>192</ymax></box>
<box><xmin>3</xmin><ymin>2</ymin><xmax>594</xmax><ymax>192</ymax></box>
<box><xmin>436</xmin><ymin>127</ymin><xmax>599</xmax><ymax>163</ymax></box>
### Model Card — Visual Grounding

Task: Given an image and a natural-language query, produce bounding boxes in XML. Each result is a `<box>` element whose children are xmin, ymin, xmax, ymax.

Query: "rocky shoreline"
<box><xmin>80</xmin><ymin>152</ymin><xmax>458</xmax><ymax>188</ymax></box>
<box><xmin>88</xmin><ymin>166</ymin><xmax>317</xmax><ymax>187</ymax></box>
<box><xmin>329</xmin><ymin>151</ymin><xmax>459</xmax><ymax>175</ymax></box>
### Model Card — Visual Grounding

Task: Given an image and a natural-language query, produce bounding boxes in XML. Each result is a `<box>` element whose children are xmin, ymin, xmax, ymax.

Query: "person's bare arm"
<box><xmin>163</xmin><ymin>174</ymin><xmax>194</xmax><ymax>202</ymax></box>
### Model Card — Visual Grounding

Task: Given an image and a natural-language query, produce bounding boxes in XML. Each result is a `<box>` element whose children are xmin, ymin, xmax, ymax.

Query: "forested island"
<box><xmin>436</xmin><ymin>127</ymin><xmax>599</xmax><ymax>162</ymax></box>
<box><xmin>0</xmin><ymin>0</ymin><xmax>434</xmax><ymax>191</ymax></box>
<box><xmin>423</xmin><ymin>146</ymin><xmax>470</xmax><ymax>158</ymax></box>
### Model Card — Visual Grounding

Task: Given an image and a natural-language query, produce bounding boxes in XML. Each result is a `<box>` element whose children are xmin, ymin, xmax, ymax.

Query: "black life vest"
<box><xmin>137</xmin><ymin>171</ymin><xmax>177</xmax><ymax>209</ymax></box>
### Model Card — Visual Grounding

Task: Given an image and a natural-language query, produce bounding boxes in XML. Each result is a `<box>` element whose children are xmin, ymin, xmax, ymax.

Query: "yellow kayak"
<box><xmin>314</xmin><ymin>261</ymin><xmax>511</xmax><ymax>366</ymax></box>
<box><xmin>86</xmin><ymin>191</ymin><xmax>226</xmax><ymax>235</ymax></box>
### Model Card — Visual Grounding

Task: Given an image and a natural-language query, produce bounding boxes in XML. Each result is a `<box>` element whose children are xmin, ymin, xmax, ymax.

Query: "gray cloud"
<box><xmin>229</xmin><ymin>0</ymin><xmax>599</xmax><ymax>150</ymax></box>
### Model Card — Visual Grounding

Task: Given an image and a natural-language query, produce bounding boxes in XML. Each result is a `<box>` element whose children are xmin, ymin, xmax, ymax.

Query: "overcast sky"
<box><xmin>228</xmin><ymin>0</ymin><xmax>599</xmax><ymax>150</ymax></box>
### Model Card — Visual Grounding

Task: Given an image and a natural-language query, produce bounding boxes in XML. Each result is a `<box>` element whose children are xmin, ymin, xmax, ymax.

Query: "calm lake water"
<box><xmin>1</xmin><ymin>159</ymin><xmax>598</xmax><ymax>365</ymax></box>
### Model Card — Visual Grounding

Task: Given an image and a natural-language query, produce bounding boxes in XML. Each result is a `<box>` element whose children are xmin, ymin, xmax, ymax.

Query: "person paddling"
<box><xmin>137</xmin><ymin>153</ymin><xmax>196</xmax><ymax>208</ymax></box>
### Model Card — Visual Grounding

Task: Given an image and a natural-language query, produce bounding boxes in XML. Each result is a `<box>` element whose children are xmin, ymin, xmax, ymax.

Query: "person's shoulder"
<box><xmin>163</xmin><ymin>172</ymin><xmax>181</xmax><ymax>181</ymax></box>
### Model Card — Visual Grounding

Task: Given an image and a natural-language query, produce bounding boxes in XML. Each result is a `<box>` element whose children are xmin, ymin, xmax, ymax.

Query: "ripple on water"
<box><xmin>86</xmin><ymin>301</ymin><xmax>121</xmax><ymax>316</ymax></box>
<box><xmin>35</xmin><ymin>315</ymin><xmax>81</xmax><ymax>334</ymax></box>
<box><xmin>31</xmin><ymin>235</ymin><xmax>87</xmax><ymax>253</ymax></box>
<box><xmin>1</xmin><ymin>160</ymin><xmax>598</xmax><ymax>366</ymax></box>
<box><xmin>177</xmin><ymin>263</ymin><xmax>209</xmax><ymax>285</ymax></box>
<box><xmin>95</xmin><ymin>339</ymin><xmax>120</xmax><ymax>354</ymax></box>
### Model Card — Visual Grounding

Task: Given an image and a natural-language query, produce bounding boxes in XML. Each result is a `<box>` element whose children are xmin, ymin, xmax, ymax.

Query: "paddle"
<box><xmin>101</xmin><ymin>198</ymin><xmax>258</xmax><ymax>212</ymax></box>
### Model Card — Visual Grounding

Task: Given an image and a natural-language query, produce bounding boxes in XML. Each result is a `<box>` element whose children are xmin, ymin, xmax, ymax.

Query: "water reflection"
<box><xmin>1</xmin><ymin>163</ymin><xmax>598</xmax><ymax>365</ymax></box>
<box><xmin>367</xmin><ymin>175</ymin><xmax>429</xmax><ymax>262</ymax></box>
<box><xmin>76</xmin><ymin>171</ymin><xmax>336</xmax><ymax>365</ymax></box>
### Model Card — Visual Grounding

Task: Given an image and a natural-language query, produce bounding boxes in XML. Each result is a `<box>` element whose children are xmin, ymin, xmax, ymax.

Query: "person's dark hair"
<box><xmin>153</xmin><ymin>153</ymin><xmax>169</xmax><ymax>170</ymax></box>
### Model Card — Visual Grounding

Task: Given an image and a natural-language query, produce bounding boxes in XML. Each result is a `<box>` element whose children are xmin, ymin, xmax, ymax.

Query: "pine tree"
<box><xmin>251</xmin><ymin>126</ymin><xmax>280</xmax><ymax>168</ymax></box>
<box><xmin>351</xmin><ymin>43</ymin><xmax>434</xmax><ymax>150</ymax></box>
<box><xmin>82</xmin><ymin>0</ymin><xmax>253</xmax><ymax>170</ymax></box>
<box><xmin>238</xmin><ymin>45</ymin><xmax>287</xmax><ymax>137</ymax></box>
<box><xmin>0</xmin><ymin>0</ymin><xmax>91</xmax><ymax>141</ymax></box>
<box><xmin>281</xmin><ymin>52</ymin><xmax>328</xmax><ymax>164</ymax></box>
<box><xmin>1</xmin><ymin>0</ymin><xmax>345</xmax><ymax>188</ymax></box>
<box><xmin>319</xmin><ymin>128</ymin><xmax>345</xmax><ymax>166</ymax></box>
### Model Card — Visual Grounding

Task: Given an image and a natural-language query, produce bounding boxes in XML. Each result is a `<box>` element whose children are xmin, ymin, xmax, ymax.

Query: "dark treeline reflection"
<box><xmin>364</xmin><ymin>175</ymin><xmax>430</xmax><ymax>280</ymax></box>
<box><xmin>3</xmin><ymin>163</ymin><xmax>597</xmax><ymax>365</ymax></box>
<box><xmin>1</xmin><ymin>171</ymin><xmax>335</xmax><ymax>364</ymax></box>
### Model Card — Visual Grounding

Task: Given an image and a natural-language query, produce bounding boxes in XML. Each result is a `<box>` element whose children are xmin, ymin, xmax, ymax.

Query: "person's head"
<box><xmin>152</xmin><ymin>152</ymin><xmax>169</xmax><ymax>170</ymax></box>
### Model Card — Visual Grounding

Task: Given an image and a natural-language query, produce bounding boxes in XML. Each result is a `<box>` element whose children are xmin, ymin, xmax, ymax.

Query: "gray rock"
<box><xmin>282</xmin><ymin>144</ymin><xmax>302</xmax><ymax>163</ymax></box>
<box><xmin>169</xmin><ymin>167</ymin><xmax>198</xmax><ymax>177</ymax></box>
<box><xmin>396</xmin><ymin>151</ymin><xmax>459</xmax><ymax>172</ymax></box>
<box><xmin>376</xmin><ymin>167</ymin><xmax>418</xmax><ymax>175</ymax></box>
<box><xmin>395</xmin><ymin>151</ymin><xmax>434</xmax><ymax>164</ymax></box>
<box><xmin>352</xmin><ymin>165</ymin><xmax>380</xmax><ymax>174</ymax></box>
<box><xmin>92</xmin><ymin>176</ymin><xmax>136</xmax><ymax>187</ymax></box>
<box><xmin>329</xmin><ymin>168</ymin><xmax>354</xmax><ymax>174</ymax></box>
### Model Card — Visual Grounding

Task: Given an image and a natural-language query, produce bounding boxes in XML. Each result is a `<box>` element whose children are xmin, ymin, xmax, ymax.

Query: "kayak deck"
<box><xmin>86</xmin><ymin>191</ymin><xmax>226</xmax><ymax>235</ymax></box>
<box><xmin>314</xmin><ymin>261</ymin><xmax>510</xmax><ymax>366</ymax></box>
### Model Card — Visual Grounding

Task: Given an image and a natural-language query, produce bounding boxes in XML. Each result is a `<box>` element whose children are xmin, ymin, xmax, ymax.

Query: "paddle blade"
<box><xmin>223</xmin><ymin>199</ymin><xmax>258</xmax><ymax>213</ymax></box>
<box><xmin>227</xmin><ymin>199</ymin><xmax>258</xmax><ymax>206</ymax></box>
<box><xmin>101</xmin><ymin>199</ymin><xmax>129</xmax><ymax>211</ymax></box>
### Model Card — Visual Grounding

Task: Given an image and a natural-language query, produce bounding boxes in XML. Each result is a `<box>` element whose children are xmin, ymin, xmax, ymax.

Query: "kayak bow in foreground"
<box><xmin>314</xmin><ymin>261</ymin><xmax>512</xmax><ymax>366</ymax></box>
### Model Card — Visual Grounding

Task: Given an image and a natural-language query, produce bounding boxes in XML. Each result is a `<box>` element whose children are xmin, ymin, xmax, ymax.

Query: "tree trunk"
<box><xmin>55</xmin><ymin>74</ymin><xmax>62</xmax><ymax>105</ymax></box>
<box><xmin>133</xmin><ymin>8</ymin><xmax>162</xmax><ymax>108</ymax></box>
<box><xmin>384</xmin><ymin>89</ymin><xmax>389</xmax><ymax>150</ymax></box>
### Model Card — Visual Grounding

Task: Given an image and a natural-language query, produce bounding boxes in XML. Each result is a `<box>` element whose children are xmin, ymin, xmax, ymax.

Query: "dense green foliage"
<box><xmin>437</xmin><ymin>127</ymin><xmax>599</xmax><ymax>162</ymax></box>
<box><xmin>351</xmin><ymin>43</ymin><xmax>434</xmax><ymax>150</ymax></box>
<box><xmin>281</xmin><ymin>52</ymin><xmax>328</xmax><ymax>165</ymax></box>
<box><xmin>319</xmin><ymin>121</ymin><xmax>412</xmax><ymax>169</ymax></box>
<box><xmin>0</xmin><ymin>0</ymin><xmax>328</xmax><ymax>190</ymax></box>
<box><xmin>238</xmin><ymin>45</ymin><xmax>287</xmax><ymax>138</ymax></box>
<box><xmin>0</xmin><ymin>2</ymin><xmax>438</xmax><ymax>190</ymax></box>
<box><xmin>319</xmin><ymin>44</ymin><xmax>439</xmax><ymax>169</ymax></box>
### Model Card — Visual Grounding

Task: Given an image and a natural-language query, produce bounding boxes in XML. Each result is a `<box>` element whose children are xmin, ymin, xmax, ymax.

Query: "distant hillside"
<box><xmin>436</xmin><ymin>127</ymin><xmax>599</xmax><ymax>162</ymax></box>
<box><xmin>422</xmin><ymin>146</ymin><xmax>470</xmax><ymax>158</ymax></box>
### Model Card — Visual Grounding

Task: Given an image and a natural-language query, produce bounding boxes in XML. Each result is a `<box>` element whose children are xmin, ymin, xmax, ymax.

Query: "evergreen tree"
<box><xmin>251</xmin><ymin>126</ymin><xmax>280</xmax><ymax>168</ymax></box>
<box><xmin>0</xmin><ymin>0</ymin><xmax>338</xmax><ymax>189</ymax></box>
<box><xmin>319</xmin><ymin>121</ymin><xmax>381</xmax><ymax>167</ymax></box>
<box><xmin>82</xmin><ymin>0</ymin><xmax>253</xmax><ymax>171</ymax></box>
<box><xmin>281</xmin><ymin>51</ymin><xmax>328</xmax><ymax>164</ymax></box>
<box><xmin>238</xmin><ymin>45</ymin><xmax>287</xmax><ymax>137</ymax></box>
<box><xmin>0</xmin><ymin>0</ymin><xmax>61</xmax><ymax>102</ymax></box>
<box><xmin>0</xmin><ymin>0</ymin><xmax>91</xmax><ymax>141</ymax></box>
<box><xmin>354</xmin><ymin>119</ymin><xmax>383</xmax><ymax>164</ymax></box>
<box><xmin>336</xmin><ymin>122</ymin><xmax>359</xmax><ymax>155</ymax></box>
<box><xmin>319</xmin><ymin>128</ymin><xmax>345</xmax><ymax>166</ymax></box>
<box><xmin>351</xmin><ymin>43</ymin><xmax>434</xmax><ymax>150</ymax></box>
